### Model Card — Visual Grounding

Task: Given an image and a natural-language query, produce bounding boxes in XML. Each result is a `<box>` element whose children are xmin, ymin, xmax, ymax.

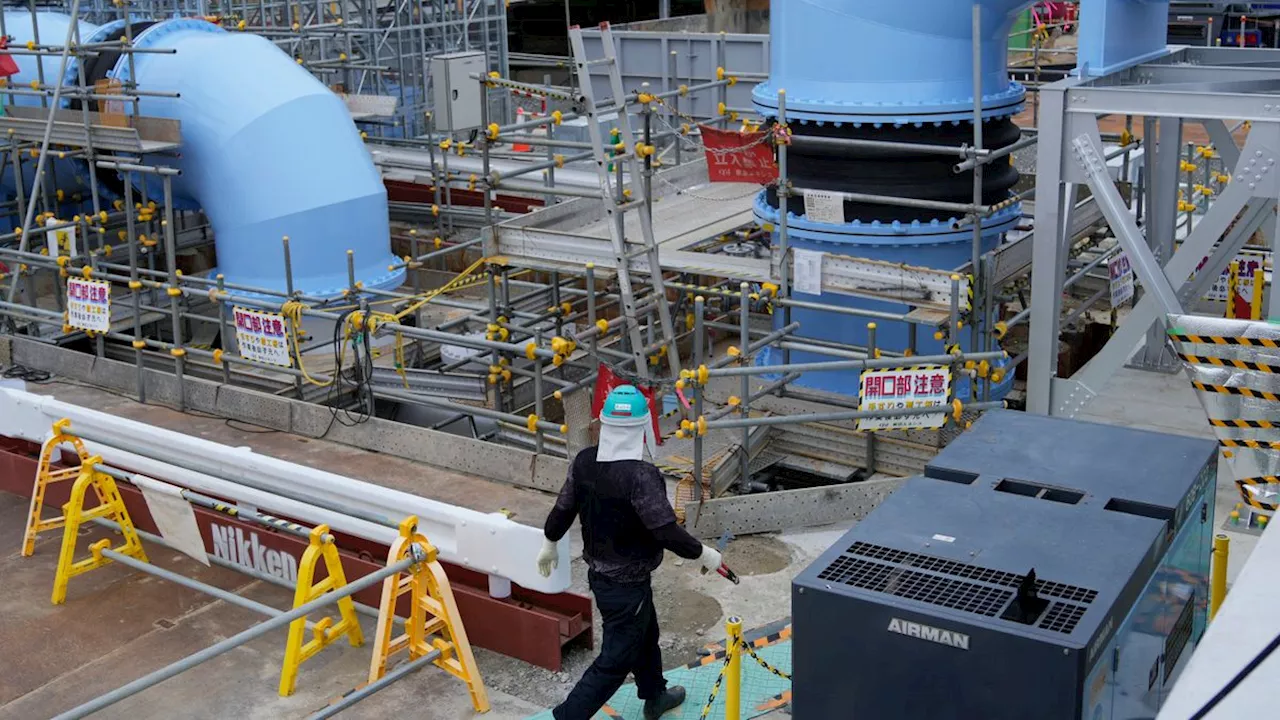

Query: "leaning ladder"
<box><xmin>567</xmin><ymin>22</ymin><xmax>681</xmax><ymax>380</ymax></box>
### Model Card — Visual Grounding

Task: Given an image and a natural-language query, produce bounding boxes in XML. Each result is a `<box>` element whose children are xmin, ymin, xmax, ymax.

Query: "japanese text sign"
<box><xmin>233</xmin><ymin>307</ymin><xmax>292</xmax><ymax>367</ymax></box>
<box><xmin>857</xmin><ymin>366</ymin><xmax>951</xmax><ymax>431</ymax></box>
<box><xmin>700</xmin><ymin>124</ymin><xmax>777</xmax><ymax>184</ymax></box>
<box><xmin>66</xmin><ymin>278</ymin><xmax>111</xmax><ymax>332</ymax></box>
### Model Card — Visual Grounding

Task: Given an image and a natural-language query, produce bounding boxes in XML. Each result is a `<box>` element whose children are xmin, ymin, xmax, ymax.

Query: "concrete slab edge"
<box><xmin>685</xmin><ymin>477</ymin><xmax>904</xmax><ymax>538</ymax></box>
<box><xmin>8</xmin><ymin>338</ymin><xmax>558</xmax><ymax>493</ymax></box>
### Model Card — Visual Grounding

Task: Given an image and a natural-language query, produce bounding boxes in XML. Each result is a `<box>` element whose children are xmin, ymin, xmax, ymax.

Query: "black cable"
<box><xmin>3</xmin><ymin>363</ymin><xmax>51</xmax><ymax>383</ymax></box>
<box><xmin>223</xmin><ymin>418</ymin><xmax>279</xmax><ymax>434</ymax></box>
<box><xmin>1189</xmin><ymin>631</ymin><xmax>1280</xmax><ymax>720</ymax></box>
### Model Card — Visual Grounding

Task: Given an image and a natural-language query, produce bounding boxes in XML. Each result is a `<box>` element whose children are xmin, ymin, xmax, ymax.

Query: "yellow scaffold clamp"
<box><xmin>278</xmin><ymin>524</ymin><xmax>364</xmax><ymax>696</ymax></box>
<box><xmin>368</xmin><ymin>516</ymin><xmax>489</xmax><ymax>712</ymax></box>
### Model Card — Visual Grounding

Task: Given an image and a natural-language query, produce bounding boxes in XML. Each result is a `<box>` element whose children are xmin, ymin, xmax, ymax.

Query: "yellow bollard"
<box><xmin>1226</xmin><ymin>261</ymin><xmax>1240</xmax><ymax>319</ymax></box>
<box><xmin>1210</xmin><ymin>533</ymin><xmax>1230</xmax><ymax>621</ymax></box>
<box><xmin>725</xmin><ymin>616</ymin><xmax>743</xmax><ymax>720</ymax></box>
<box><xmin>1252</xmin><ymin>268</ymin><xmax>1265</xmax><ymax>320</ymax></box>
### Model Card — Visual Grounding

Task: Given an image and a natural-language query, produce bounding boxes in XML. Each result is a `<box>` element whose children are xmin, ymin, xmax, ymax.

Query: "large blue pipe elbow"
<box><xmin>4</xmin><ymin>13</ymin><xmax>403</xmax><ymax>298</ymax></box>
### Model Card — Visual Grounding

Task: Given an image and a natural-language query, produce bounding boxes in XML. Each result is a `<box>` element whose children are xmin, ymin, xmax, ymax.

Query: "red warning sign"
<box><xmin>700</xmin><ymin>124</ymin><xmax>777</xmax><ymax>185</ymax></box>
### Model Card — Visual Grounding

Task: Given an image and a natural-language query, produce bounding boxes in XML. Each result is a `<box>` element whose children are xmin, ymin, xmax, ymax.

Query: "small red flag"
<box><xmin>0</xmin><ymin>38</ymin><xmax>20</xmax><ymax>78</ymax></box>
<box><xmin>590</xmin><ymin>363</ymin><xmax>663</xmax><ymax>446</ymax></box>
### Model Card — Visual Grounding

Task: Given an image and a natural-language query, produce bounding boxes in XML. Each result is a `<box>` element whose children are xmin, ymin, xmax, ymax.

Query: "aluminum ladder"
<box><xmin>567</xmin><ymin>22</ymin><xmax>681</xmax><ymax>380</ymax></box>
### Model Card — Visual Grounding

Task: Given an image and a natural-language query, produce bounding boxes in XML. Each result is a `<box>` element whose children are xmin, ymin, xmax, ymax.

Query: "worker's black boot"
<box><xmin>643</xmin><ymin>686</ymin><xmax>686</xmax><ymax>719</ymax></box>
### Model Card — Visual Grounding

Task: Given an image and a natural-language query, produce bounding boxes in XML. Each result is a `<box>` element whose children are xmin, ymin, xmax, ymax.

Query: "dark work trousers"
<box><xmin>553</xmin><ymin>573</ymin><xmax>667</xmax><ymax>720</ymax></box>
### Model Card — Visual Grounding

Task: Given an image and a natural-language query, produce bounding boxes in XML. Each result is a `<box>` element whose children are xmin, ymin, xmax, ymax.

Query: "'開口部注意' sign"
<box><xmin>857</xmin><ymin>366</ymin><xmax>951</xmax><ymax>431</ymax></box>
<box><xmin>66</xmin><ymin>277</ymin><xmax>111</xmax><ymax>332</ymax></box>
<box><xmin>233</xmin><ymin>307</ymin><xmax>292</xmax><ymax>367</ymax></box>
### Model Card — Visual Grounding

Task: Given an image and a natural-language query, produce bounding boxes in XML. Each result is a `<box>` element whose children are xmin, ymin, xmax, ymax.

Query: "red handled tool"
<box><xmin>700</xmin><ymin>531</ymin><xmax>739</xmax><ymax>584</ymax></box>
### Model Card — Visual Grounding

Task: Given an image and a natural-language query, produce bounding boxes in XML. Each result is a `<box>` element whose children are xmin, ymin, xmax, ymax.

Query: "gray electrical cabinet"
<box><xmin>430</xmin><ymin>51</ymin><xmax>485</xmax><ymax>132</ymax></box>
<box><xmin>792</xmin><ymin>411</ymin><xmax>1216</xmax><ymax>720</ymax></box>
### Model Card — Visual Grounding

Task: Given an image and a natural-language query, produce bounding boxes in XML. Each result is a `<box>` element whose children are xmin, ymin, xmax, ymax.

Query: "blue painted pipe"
<box><xmin>4</xmin><ymin>13</ymin><xmax>403</xmax><ymax>298</ymax></box>
<box><xmin>752</xmin><ymin>0</ymin><xmax>1037</xmax><ymax>398</ymax></box>
<box><xmin>753</xmin><ymin>0</ymin><xmax>1034</xmax><ymax>123</ymax></box>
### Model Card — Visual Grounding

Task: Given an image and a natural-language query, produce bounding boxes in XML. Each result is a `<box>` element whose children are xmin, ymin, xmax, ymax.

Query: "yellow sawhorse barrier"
<box><xmin>51</xmin><ymin>456</ymin><xmax>148</xmax><ymax>605</ymax></box>
<box><xmin>22</xmin><ymin>418</ymin><xmax>94</xmax><ymax>557</ymax></box>
<box><xmin>279</xmin><ymin>523</ymin><xmax>365</xmax><ymax>696</ymax></box>
<box><xmin>368</xmin><ymin>516</ymin><xmax>489</xmax><ymax>713</ymax></box>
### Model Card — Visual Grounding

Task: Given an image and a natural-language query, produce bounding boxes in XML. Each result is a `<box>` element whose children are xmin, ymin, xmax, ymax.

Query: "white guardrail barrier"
<box><xmin>0</xmin><ymin>387</ymin><xmax>570</xmax><ymax>593</ymax></box>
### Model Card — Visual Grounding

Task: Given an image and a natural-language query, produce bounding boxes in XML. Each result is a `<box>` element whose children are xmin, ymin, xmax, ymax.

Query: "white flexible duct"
<box><xmin>0</xmin><ymin>387</ymin><xmax>568</xmax><ymax>592</ymax></box>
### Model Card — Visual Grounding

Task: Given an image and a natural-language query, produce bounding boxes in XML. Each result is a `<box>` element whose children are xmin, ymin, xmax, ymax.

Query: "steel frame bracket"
<box><xmin>1048</xmin><ymin>126</ymin><xmax>1280</xmax><ymax>417</ymax></box>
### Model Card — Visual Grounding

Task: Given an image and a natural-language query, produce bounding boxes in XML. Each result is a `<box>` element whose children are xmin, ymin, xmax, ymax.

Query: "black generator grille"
<box><xmin>1039</xmin><ymin>602</ymin><xmax>1088</xmax><ymax>634</ymax></box>
<box><xmin>847</xmin><ymin>543</ymin><xmax>1099</xmax><ymax>605</ymax></box>
<box><xmin>817</xmin><ymin>555</ymin><xmax>1013</xmax><ymax>617</ymax></box>
<box><xmin>819</xmin><ymin>542</ymin><xmax>1099</xmax><ymax>634</ymax></box>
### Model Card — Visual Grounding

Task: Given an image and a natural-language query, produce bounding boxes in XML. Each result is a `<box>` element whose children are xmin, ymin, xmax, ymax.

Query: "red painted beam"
<box><xmin>384</xmin><ymin>179</ymin><xmax>545</xmax><ymax>215</ymax></box>
<box><xmin>0</xmin><ymin>437</ymin><xmax>592</xmax><ymax>670</ymax></box>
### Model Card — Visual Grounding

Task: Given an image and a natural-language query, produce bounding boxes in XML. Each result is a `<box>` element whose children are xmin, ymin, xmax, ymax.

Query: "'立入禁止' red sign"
<box><xmin>700</xmin><ymin>124</ymin><xmax>777</xmax><ymax>185</ymax></box>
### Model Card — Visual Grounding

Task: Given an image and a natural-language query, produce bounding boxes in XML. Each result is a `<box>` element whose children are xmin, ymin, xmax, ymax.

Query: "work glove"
<box><xmin>537</xmin><ymin>538</ymin><xmax>558</xmax><ymax>578</ymax></box>
<box><xmin>698</xmin><ymin>544</ymin><xmax>723</xmax><ymax>573</ymax></box>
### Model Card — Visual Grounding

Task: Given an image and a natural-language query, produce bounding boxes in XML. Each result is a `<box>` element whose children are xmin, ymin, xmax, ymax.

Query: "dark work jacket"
<box><xmin>544</xmin><ymin>446</ymin><xmax>702</xmax><ymax>583</ymax></box>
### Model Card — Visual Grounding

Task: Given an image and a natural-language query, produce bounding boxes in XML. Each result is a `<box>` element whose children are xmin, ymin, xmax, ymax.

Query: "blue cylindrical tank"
<box><xmin>3</xmin><ymin>13</ymin><xmax>404</xmax><ymax>298</ymax></box>
<box><xmin>753</xmin><ymin>0</ymin><xmax>1033</xmax><ymax>399</ymax></box>
<box><xmin>753</xmin><ymin>0</ymin><xmax>1033</xmax><ymax>123</ymax></box>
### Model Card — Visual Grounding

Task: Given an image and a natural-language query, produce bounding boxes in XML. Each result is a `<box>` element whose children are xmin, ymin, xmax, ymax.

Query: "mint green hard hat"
<box><xmin>600</xmin><ymin>385</ymin><xmax>650</xmax><ymax>426</ymax></box>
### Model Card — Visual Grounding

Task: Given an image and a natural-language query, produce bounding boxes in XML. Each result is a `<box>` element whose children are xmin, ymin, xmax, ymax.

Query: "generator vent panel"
<box><xmin>1038</xmin><ymin>602</ymin><xmax>1088</xmax><ymax>634</ymax></box>
<box><xmin>793</xmin><ymin>410</ymin><xmax>1218</xmax><ymax>720</ymax></box>
<box><xmin>817</xmin><ymin>555</ymin><xmax>1013</xmax><ymax>617</ymax></box>
<box><xmin>845</xmin><ymin>541</ymin><xmax>1099</xmax><ymax>606</ymax></box>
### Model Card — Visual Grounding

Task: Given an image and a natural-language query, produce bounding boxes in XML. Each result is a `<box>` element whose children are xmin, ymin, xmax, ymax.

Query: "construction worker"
<box><xmin>537</xmin><ymin>384</ymin><xmax>724</xmax><ymax>720</ymax></box>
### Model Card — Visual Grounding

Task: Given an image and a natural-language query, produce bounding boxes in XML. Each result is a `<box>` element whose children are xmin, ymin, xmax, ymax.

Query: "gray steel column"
<box><xmin>1026</xmin><ymin>82</ymin><xmax>1070</xmax><ymax>415</ymax></box>
<box><xmin>1137</xmin><ymin>116</ymin><xmax>1183</xmax><ymax>369</ymax></box>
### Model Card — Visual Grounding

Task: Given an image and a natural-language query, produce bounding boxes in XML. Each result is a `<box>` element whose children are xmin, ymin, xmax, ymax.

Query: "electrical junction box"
<box><xmin>792</xmin><ymin>410</ymin><xmax>1216</xmax><ymax>720</ymax></box>
<box><xmin>431</xmin><ymin>51</ymin><xmax>485</xmax><ymax>132</ymax></box>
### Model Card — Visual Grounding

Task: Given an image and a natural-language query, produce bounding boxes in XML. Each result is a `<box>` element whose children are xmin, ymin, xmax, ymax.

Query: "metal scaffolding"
<box><xmin>10</xmin><ymin>4</ymin><xmax>1260</xmax><ymax>536</ymax></box>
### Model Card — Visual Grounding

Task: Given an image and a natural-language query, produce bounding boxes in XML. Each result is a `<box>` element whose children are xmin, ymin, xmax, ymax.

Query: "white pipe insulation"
<box><xmin>0</xmin><ymin>387</ymin><xmax>569</xmax><ymax>593</ymax></box>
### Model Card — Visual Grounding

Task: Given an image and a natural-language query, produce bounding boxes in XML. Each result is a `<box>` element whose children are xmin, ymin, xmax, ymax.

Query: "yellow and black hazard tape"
<box><xmin>258</xmin><ymin>514</ymin><xmax>312</xmax><ymax>535</ymax></box>
<box><xmin>1192</xmin><ymin>382</ymin><xmax>1280</xmax><ymax>402</ymax></box>
<box><xmin>1235</xmin><ymin>477</ymin><xmax>1280</xmax><ymax>511</ymax></box>
<box><xmin>1180</xmin><ymin>353</ymin><xmax>1280</xmax><ymax>374</ymax></box>
<box><xmin>1170</xmin><ymin>333</ymin><xmax>1280</xmax><ymax>349</ymax></box>
<box><xmin>656</xmin><ymin>463</ymin><xmax>691</xmax><ymax>478</ymax></box>
<box><xmin>698</xmin><ymin>654</ymin><xmax>733</xmax><ymax>719</ymax></box>
<box><xmin>756</xmin><ymin>690</ymin><xmax>793</xmax><ymax>713</ymax></box>
<box><xmin>1210</xmin><ymin>418</ymin><xmax>1277</xmax><ymax>429</ymax></box>
<box><xmin>209</xmin><ymin>500</ymin><xmax>240</xmax><ymax>517</ymax></box>
<box><xmin>682</xmin><ymin>625</ymin><xmax>792</xmax><ymax>669</ymax></box>
<box><xmin>739</xmin><ymin>639</ymin><xmax>792</xmax><ymax>681</ymax></box>
<box><xmin>1221</xmin><ymin>438</ymin><xmax>1280</xmax><ymax>451</ymax></box>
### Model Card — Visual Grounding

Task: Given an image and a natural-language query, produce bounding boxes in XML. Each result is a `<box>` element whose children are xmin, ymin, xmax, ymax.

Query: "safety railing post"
<box><xmin>726</xmin><ymin>615</ymin><xmax>742</xmax><ymax>720</ymax></box>
<box><xmin>1210</xmin><ymin>533</ymin><xmax>1230</xmax><ymax>621</ymax></box>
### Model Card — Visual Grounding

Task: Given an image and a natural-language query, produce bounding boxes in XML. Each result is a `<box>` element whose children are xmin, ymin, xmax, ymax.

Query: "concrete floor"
<box><xmin>0</xmin><ymin>380</ymin><xmax>808</xmax><ymax>719</ymax></box>
<box><xmin>1</xmin><ymin>355</ymin><xmax>1260</xmax><ymax>719</ymax></box>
